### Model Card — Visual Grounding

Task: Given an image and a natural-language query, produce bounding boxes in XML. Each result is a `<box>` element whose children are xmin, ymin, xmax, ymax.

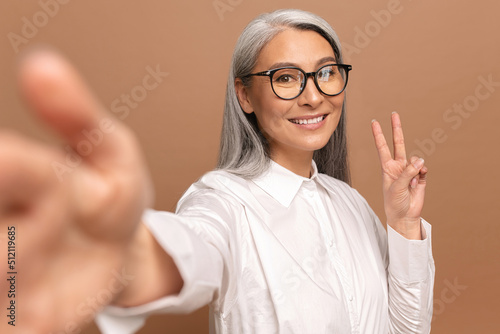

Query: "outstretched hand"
<box><xmin>0</xmin><ymin>49</ymin><xmax>153</xmax><ymax>333</ymax></box>
<box><xmin>371</xmin><ymin>112</ymin><xmax>428</xmax><ymax>240</ymax></box>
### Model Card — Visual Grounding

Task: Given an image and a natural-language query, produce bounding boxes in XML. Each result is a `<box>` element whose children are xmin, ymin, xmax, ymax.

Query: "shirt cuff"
<box><xmin>387</xmin><ymin>218</ymin><xmax>433</xmax><ymax>283</ymax></box>
<box><xmin>96</xmin><ymin>209</ymin><xmax>221</xmax><ymax>333</ymax></box>
<box><xmin>95</xmin><ymin>313</ymin><xmax>146</xmax><ymax>334</ymax></box>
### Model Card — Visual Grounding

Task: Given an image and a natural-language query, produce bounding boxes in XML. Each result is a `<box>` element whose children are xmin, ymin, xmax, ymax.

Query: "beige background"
<box><xmin>1</xmin><ymin>0</ymin><xmax>499</xmax><ymax>333</ymax></box>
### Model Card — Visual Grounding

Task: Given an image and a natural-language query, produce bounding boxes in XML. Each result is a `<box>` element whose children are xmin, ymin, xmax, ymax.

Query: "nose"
<box><xmin>297</xmin><ymin>75</ymin><xmax>323</xmax><ymax>108</ymax></box>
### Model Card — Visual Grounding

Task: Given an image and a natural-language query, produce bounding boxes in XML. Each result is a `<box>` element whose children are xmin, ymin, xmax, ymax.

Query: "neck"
<box><xmin>270</xmin><ymin>148</ymin><xmax>313</xmax><ymax>178</ymax></box>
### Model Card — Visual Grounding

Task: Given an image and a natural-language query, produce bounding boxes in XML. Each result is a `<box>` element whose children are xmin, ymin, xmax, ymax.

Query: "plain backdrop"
<box><xmin>1</xmin><ymin>0</ymin><xmax>499</xmax><ymax>333</ymax></box>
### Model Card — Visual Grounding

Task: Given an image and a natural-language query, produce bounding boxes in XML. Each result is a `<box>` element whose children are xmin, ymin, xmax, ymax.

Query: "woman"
<box><xmin>1</xmin><ymin>8</ymin><xmax>433</xmax><ymax>334</ymax></box>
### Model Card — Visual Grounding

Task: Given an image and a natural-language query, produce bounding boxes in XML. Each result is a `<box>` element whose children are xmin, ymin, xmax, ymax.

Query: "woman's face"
<box><xmin>236</xmin><ymin>29</ymin><xmax>345</xmax><ymax>163</ymax></box>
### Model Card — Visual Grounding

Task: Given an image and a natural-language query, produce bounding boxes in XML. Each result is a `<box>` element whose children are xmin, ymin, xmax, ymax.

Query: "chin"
<box><xmin>303</xmin><ymin>135</ymin><xmax>333</xmax><ymax>151</ymax></box>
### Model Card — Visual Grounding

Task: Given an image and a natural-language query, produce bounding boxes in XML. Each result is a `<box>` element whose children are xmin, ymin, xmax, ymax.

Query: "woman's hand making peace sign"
<box><xmin>371</xmin><ymin>112</ymin><xmax>428</xmax><ymax>240</ymax></box>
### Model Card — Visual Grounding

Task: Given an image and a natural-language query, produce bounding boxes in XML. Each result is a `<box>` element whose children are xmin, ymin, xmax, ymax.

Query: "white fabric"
<box><xmin>96</xmin><ymin>160</ymin><xmax>435</xmax><ymax>334</ymax></box>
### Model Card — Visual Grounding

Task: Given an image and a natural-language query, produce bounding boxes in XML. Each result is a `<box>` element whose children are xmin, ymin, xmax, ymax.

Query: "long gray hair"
<box><xmin>216</xmin><ymin>8</ymin><xmax>350</xmax><ymax>185</ymax></box>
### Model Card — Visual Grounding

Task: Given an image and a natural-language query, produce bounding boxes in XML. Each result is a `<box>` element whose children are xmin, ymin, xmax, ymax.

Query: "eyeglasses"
<box><xmin>242</xmin><ymin>64</ymin><xmax>352</xmax><ymax>100</ymax></box>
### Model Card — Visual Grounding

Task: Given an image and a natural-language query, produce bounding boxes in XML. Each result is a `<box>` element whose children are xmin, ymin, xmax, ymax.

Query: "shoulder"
<box><xmin>317</xmin><ymin>173</ymin><xmax>363</xmax><ymax>199</ymax></box>
<box><xmin>176</xmin><ymin>169</ymin><xmax>251</xmax><ymax>214</ymax></box>
<box><xmin>316</xmin><ymin>173</ymin><xmax>374</xmax><ymax>215</ymax></box>
<box><xmin>316</xmin><ymin>172</ymin><xmax>351</xmax><ymax>190</ymax></box>
<box><xmin>317</xmin><ymin>173</ymin><xmax>387</xmax><ymax>246</ymax></box>
<box><xmin>184</xmin><ymin>169</ymin><xmax>250</xmax><ymax>198</ymax></box>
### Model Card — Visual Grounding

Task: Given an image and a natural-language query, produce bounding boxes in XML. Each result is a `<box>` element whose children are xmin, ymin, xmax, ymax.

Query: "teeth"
<box><xmin>290</xmin><ymin>116</ymin><xmax>324</xmax><ymax>125</ymax></box>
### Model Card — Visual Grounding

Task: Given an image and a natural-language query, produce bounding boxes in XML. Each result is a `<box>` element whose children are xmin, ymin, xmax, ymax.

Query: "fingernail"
<box><xmin>371</xmin><ymin>119</ymin><xmax>376</xmax><ymax>123</ymax></box>
<box><xmin>412</xmin><ymin>158</ymin><xmax>424</xmax><ymax>169</ymax></box>
<box><xmin>392</xmin><ymin>111</ymin><xmax>397</xmax><ymax>114</ymax></box>
<box><xmin>411</xmin><ymin>177</ymin><xmax>417</xmax><ymax>189</ymax></box>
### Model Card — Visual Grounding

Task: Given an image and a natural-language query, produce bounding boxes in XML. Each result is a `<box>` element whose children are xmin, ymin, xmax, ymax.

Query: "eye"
<box><xmin>318</xmin><ymin>66</ymin><xmax>337</xmax><ymax>80</ymax></box>
<box><xmin>275</xmin><ymin>74</ymin><xmax>297</xmax><ymax>83</ymax></box>
<box><xmin>272</xmin><ymin>68</ymin><xmax>302</xmax><ymax>86</ymax></box>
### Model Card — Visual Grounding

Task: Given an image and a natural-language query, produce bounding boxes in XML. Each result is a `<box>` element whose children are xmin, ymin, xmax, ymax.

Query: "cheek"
<box><xmin>253</xmin><ymin>99</ymin><xmax>294</xmax><ymax>132</ymax></box>
<box><xmin>328</xmin><ymin>97</ymin><xmax>344</xmax><ymax>121</ymax></box>
<box><xmin>326</xmin><ymin>96</ymin><xmax>344</xmax><ymax>130</ymax></box>
<box><xmin>254</xmin><ymin>109</ymin><xmax>286</xmax><ymax>137</ymax></box>
<box><xmin>328</xmin><ymin>93</ymin><xmax>345</xmax><ymax>110</ymax></box>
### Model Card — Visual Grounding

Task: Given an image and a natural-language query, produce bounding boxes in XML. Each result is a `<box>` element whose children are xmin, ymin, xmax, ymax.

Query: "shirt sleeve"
<box><xmin>350</xmin><ymin>186</ymin><xmax>435</xmax><ymax>334</ymax></box>
<box><xmin>386</xmin><ymin>219</ymin><xmax>435</xmax><ymax>334</ymax></box>
<box><xmin>95</xmin><ymin>189</ymin><xmax>242</xmax><ymax>334</ymax></box>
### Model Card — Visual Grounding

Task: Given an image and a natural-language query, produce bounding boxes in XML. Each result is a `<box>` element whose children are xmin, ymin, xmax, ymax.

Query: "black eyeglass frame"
<box><xmin>242</xmin><ymin>63</ymin><xmax>353</xmax><ymax>100</ymax></box>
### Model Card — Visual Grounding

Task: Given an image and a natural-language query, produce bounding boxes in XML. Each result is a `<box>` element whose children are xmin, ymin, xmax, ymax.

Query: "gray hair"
<box><xmin>216</xmin><ymin>8</ymin><xmax>350</xmax><ymax>184</ymax></box>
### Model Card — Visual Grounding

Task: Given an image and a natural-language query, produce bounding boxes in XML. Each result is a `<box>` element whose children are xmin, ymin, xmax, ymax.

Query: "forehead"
<box><xmin>256</xmin><ymin>29</ymin><xmax>335</xmax><ymax>70</ymax></box>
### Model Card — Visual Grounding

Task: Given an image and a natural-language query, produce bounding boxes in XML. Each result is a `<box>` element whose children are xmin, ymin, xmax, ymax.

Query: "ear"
<box><xmin>234</xmin><ymin>78</ymin><xmax>254</xmax><ymax>114</ymax></box>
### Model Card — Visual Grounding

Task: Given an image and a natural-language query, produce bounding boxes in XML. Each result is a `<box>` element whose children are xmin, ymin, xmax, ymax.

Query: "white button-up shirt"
<box><xmin>97</xmin><ymin>161</ymin><xmax>435</xmax><ymax>334</ymax></box>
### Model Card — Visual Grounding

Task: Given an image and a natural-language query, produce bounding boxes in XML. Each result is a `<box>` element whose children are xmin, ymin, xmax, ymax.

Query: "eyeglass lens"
<box><xmin>271</xmin><ymin>65</ymin><xmax>347</xmax><ymax>99</ymax></box>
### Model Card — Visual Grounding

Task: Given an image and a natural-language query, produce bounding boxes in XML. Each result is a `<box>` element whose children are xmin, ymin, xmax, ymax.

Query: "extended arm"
<box><xmin>0</xmin><ymin>50</ymin><xmax>183</xmax><ymax>333</ymax></box>
<box><xmin>112</xmin><ymin>223</ymin><xmax>183</xmax><ymax>308</ymax></box>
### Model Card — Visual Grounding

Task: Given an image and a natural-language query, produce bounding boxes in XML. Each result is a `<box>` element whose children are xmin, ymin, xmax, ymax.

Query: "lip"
<box><xmin>288</xmin><ymin>113</ymin><xmax>328</xmax><ymax>130</ymax></box>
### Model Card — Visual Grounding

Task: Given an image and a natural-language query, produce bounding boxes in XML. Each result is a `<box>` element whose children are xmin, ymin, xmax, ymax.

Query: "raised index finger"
<box><xmin>371</xmin><ymin>119</ymin><xmax>392</xmax><ymax>165</ymax></box>
<box><xmin>18</xmin><ymin>49</ymin><xmax>130</xmax><ymax>170</ymax></box>
<box><xmin>391</xmin><ymin>112</ymin><xmax>407</xmax><ymax>162</ymax></box>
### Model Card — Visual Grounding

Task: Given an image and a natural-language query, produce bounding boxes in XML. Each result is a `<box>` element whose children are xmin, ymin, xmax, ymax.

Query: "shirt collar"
<box><xmin>252</xmin><ymin>160</ymin><xmax>318</xmax><ymax>207</ymax></box>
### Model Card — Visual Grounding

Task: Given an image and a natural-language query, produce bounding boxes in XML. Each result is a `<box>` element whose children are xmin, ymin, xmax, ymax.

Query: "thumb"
<box><xmin>18</xmin><ymin>48</ymin><xmax>128</xmax><ymax>169</ymax></box>
<box><xmin>394</xmin><ymin>157</ymin><xmax>425</xmax><ymax>190</ymax></box>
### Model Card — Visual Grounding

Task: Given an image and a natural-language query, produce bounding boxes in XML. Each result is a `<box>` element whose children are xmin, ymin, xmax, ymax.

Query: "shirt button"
<box><xmin>348</xmin><ymin>295</ymin><xmax>354</xmax><ymax>301</ymax></box>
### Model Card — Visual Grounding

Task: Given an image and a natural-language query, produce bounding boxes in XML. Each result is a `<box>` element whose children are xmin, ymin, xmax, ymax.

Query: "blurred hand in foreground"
<box><xmin>0</xmin><ymin>49</ymin><xmax>154</xmax><ymax>333</ymax></box>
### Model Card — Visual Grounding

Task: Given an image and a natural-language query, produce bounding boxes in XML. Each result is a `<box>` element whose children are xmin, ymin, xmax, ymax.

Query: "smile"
<box><xmin>289</xmin><ymin>115</ymin><xmax>326</xmax><ymax>125</ymax></box>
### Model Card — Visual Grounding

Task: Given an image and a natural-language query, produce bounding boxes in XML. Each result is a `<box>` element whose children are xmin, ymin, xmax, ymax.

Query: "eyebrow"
<box><xmin>268</xmin><ymin>56</ymin><xmax>337</xmax><ymax>70</ymax></box>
